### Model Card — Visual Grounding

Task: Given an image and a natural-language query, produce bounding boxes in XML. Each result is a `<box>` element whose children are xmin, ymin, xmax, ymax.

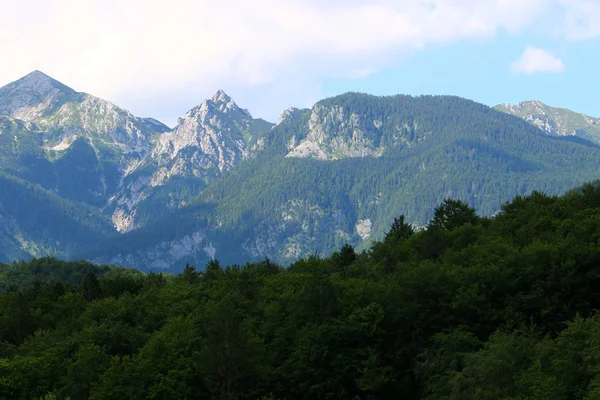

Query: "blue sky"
<box><xmin>322</xmin><ymin>37</ymin><xmax>600</xmax><ymax>118</ymax></box>
<box><xmin>1</xmin><ymin>0</ymin><xmax>599</xmax><ymax>126</ymax></box>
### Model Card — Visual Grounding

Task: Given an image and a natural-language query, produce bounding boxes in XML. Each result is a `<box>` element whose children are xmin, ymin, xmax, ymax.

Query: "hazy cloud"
<box><xmin>558</xmin><ymin>0</ymin><xmax>600</xmax><ymax>39</ymax></box>
<box><xmin>511</xmin><ymin>47</ymin><xmax>566</xmax><ymax>74</ymax></box>
<box><xmin>0</xmin><ymin>0</ymin><xmax>595</xmax><ymax>122</ymax></box>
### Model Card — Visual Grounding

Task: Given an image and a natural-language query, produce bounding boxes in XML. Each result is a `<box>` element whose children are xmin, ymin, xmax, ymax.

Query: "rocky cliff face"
<box><xmin>283</xmin><ymin>94</ymin><xmax>430</xmax><ymax>160</ymax></box>
<box><xmin>0</xmin><ymin>71</ymin><xmax>170</xmax><ymax>208</ymax></box>
<box><xmin>108</xmin><ymin>90</ymin><xmax>274</xmax><ymax>232</ymax></box>
<box><xmin>4</xmin><ymin>71</ymin><xmax>600</xmax><ymax>273</ymax></box>
<box><xmin>495</xmin><ymin>100</ymin><xmax>600</xmax><ymax>144</ymax></box>
<box><xmin>286</xmin><ymin>104</ymin><xmax>387</xmax><ymax>160</ymax></box>
<box><xmin>151</xmin><ymin>90</ymin><xmax>269</xmax><ymax>179</ymax></box>
<box><xmin>0</xmin><ymin>70</ymin><xmax>77</xmax><ymax>121</ymax></box>
<box><xmin>40</xmin><ymin>94</ymin><xmax>163</xmax><ymax>154</ymax></box>
<box><xmin>0</xmin><ymin>71</ymin><xmax>168</xmax><ymax>154</ymax></box>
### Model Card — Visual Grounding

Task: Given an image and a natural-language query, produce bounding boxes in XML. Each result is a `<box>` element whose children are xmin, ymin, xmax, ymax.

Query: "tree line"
<box><xmin>4</xmin><ymin>184</ymin><xmax>600</xmax><ymax>398</ymax></box>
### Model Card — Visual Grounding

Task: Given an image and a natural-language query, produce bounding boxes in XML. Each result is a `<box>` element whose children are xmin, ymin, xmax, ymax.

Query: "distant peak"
<box><xmin>25</xmin><ymin>70</ymin><xmax>51</xmax><ymax>79</ymax></box>
<box><xmin>530</xmin><ymin>100</ymin><xmax>546</xmax><ymax>107</ymax></box>
<box><xmin>499</xmin><ymin>100</ymin><xmax>547</xmax><ymax>113</ymax></box>
<box><xmin>211</xmin><ymin>89</ymin><xmax>232</xmax><ymax>103</ymax></box>
<box><xmin>276</xmin><ymin>107</ymin><xmax>299</xmax><ymax>126</ymax></box>
<box><xmin>21</xmin><ymin>70</ymin><xmax>58</xmax><ymax>84</ymax></box>
<box><xmin>2</xmin><ymin>70</ymin><xmax>76</xmax><ymax>95</ymax></box>
<box><xmin>179</xmin><ymin>90</ymin><xmax>252</xmax><ymax>123</ymax></box>
<box><xmin>209</xmin><ymin>89</ymin><xmax>251</xmax><ymax>116</ymax></box>
<box><xmin>514</xmin><ymin>99</ymin><xmax>544</xmax><ymax>107</ymax></box>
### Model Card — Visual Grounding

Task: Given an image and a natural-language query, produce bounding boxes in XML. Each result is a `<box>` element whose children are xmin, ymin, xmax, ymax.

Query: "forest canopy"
<box><xmin>3</xmin><ymin>183</ymin><xmax>600</xmax><ymax>399</ymax></box>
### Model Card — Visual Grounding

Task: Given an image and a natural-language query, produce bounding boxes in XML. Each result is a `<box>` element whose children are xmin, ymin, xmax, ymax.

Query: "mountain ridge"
<box><xmin>0</xmin><ymin>70</ymin><xmax>77</xmax><ymax>121</ymax></box>
<box><xmin>2</xmin><ymin>71</ymin><xmax>600</xmax><ymax>271</ymax></box>
<box><xmin>106</xmin><ymin>88</ymin><xmax>274</xmax><ymax>232</ymax></box>
<box><xmin>495</xmin><ymin>100</ymin><xmax>600</xmax><ymax>144</ymax></box>
<box><xmin>83</xmin><ymin>93</ymin><xmax>600</xmax><ymax>270</ymax></box>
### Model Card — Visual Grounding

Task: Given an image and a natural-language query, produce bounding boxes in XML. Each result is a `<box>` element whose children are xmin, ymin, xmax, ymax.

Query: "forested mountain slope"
<box><xmin>3</xmin><ymin>71</ymin><xmax>600</xmax><ymax>271</ymax></box>
<box><xmin>0</xmin><ymin>172</ymin><xmax>116</xmax><ymax>262</ymax></box>
<box><xmin>86</xmin><ymin>94</ymin><xmax>600</xmax><ymax>271</ymax></box>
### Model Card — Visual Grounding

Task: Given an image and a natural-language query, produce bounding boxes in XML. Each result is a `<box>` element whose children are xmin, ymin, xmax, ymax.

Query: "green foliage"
<box><xmin>4</xmin><ymin>186</ymin><xmax>600</xmax><ymax>398</ymax></box>
<box><xmin>0</xmin><ymin>172</ymin><xmax>116</xmax><ymax>262</ymax></box>
<box><xmin>385</xmin><ymin>214</ymin><xmax>415</xmax><ymax>242</ymax></box>
<box><xmin>0</xmin><ymin>257</ymin><xmax>119</xmax><ymax>293</ymax></box>
<box><xmin>429</xmin><ymin>199</ymin><xmax>478</xmax><ymax>231</ymax></box>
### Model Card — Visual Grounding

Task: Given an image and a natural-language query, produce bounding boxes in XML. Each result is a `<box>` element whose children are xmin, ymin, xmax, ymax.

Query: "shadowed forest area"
<box><xmin>3</xmin><ymin>184</ymin><xmax>600</xmax><ymax>399</ymax></box>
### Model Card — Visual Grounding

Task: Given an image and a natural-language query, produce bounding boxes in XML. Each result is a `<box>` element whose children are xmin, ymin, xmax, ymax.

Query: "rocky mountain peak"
<box><xmin>495</xmin><ymin>100</ymin><xmax>600</xmax><ymax>143</ymax></box>
<box><xmin>6</xmin><ymin>70</ymin><xmax>75</xmax><ymax>95</ymax></box>
<box><xmin>178</xmin><ymin>91</ymin><xmax>252</xmax><ymax>131</ymax></box>
<box><xmin>211</xmin><ymin>89</ymin><xmax>231</xmax><ymax>103</ymax></box>
<box><xmin>111</xmin><ymin>90</ymin><xmax>274</xmax><ymax>233</ymax></box>
<box><xmin>276</xmin><ymin>107</ymin><xmax>300</xmax><ymax>126</ymax></box>
<box><xmin>209</xmin><ymin>89</ymin><xmax>250</xmax><ymax>116</ymax></box>
<box><xmin>498</xmin><ymin>100</ymin><xmax>546</xmax><ymax>117</ymax></box>
<box><xmin>0</xmin><ymin>70</ymin><xmax>77</xmax><ymax>121</ymax></box>
<box><xmin>152</xmin><ymin>91</ymin><xmax>258</xmax><ymax>165</ymax></box>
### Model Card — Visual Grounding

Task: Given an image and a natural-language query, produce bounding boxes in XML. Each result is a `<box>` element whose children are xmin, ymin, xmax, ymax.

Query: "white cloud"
<box><xmin>558</xmin><ymin>0</ymin><xmax>600</xmax><ymax>39</ymax></box>
<box><xmin>0</xmin><ymin>0</ymin><xmax>593</xmax><ymax>122</ymax></box>
<box><xmin>511</xmin><ymin>47</ymin><xmax>566</xmax><ymax>74</ymax></box>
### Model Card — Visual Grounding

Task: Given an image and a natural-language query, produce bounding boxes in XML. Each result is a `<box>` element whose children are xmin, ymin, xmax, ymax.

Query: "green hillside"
<box><xmin>0</xmin><ymin>172</ymin><xmax>116</xmax><ymax>262</ymax></box>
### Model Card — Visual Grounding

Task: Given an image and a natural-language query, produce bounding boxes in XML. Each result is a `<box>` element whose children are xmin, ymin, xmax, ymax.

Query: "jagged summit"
<box><xmin>0</xmin><ymin>70</ymin><xmax>78</xmax><ymax>121</ymax></box>
<box><xmin>211</xmin><ymin>89</ymin><xmax>232</xmax><ymax>103</ymax></box>
<box><xmin>208</xmin><ymin>89</ymin><xmax>252</xmax><ymax>116</ymax></box>
<box><xmin>178</xmin><ymin>91</ymin><xmax>251</xmax><ymax>125</ymax></box>
<box><xmin>154</xmin><ymin>90</ymin><xmax>263</xmax><ymax>163</ymax></box>
<box><xmin>0</xmin><ymin>70</ymin><xmax>75</xmax><ymax>97</ymax></box>
<box><xmin>500</xmin><ymin>100</ymin><xmax>547</xmax><ymax>114</ymax></box>
<box><xmin>276</xmin><ymin>107</ymin><xmax>300</xmax><ymax>126</ymax></box>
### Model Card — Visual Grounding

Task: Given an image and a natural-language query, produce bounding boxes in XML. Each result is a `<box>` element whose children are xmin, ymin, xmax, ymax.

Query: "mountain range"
<box><xmin>1</xmin><ymin>70</ymin><xmax>600</xmax><ymax>271</ymax></box>
<box><xmin>495</xmin><ymin>100</ymin><xmax>600</xmax><ymax>144</ymax></box>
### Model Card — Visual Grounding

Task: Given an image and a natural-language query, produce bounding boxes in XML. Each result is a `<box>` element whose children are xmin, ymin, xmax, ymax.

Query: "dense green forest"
<box><xmin>4</xmin><ymin>184</ymin><xmax>600</xmax><ymax>399</ymax></box>
<box><xmin>0</xmin><ymin>172</ymin><xmax>117</xmax><ymax>262</ymax></box>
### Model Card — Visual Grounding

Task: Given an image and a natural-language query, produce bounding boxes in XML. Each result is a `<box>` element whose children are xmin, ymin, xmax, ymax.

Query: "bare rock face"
<box><xmin>282</xmin><ymin>93</ymin><xmax>435</xmax><ymax>161</ymax></box>
<box><xmin>0</xmin><ymin>71</ymin><xmax>170</xmax><ymax>210</ymax></box>
<box><xmin>0</xmin><ymin>70</ymin><xmax>77</xmax><ymax>121</ymax></box>
<box><xmin>276</xmin><ymin>107</ymin><xmax>299</xmax><ymax>126</ymax></box>
<box><xmin>152</xmin><ymin>91</ymin><xmax>251</xmax><ymax>173</ymax></box>
<box><xmin>108</xmin><ymin>90</ymin><xmax>274</xmax><ymax>232</ymax></box>
<box><xmin>0</xmin><ymin>71</ymin><xmax>168</xmax><ymax>154</ymax></box>
<box><xmin>495</xmin><ymin>100</ymin><xmax>600</xmax><ymax>144</ymax></box>
<box><xmin>287</xmin><ymin>104</ymin><xmax>386</xmax><ymax>160</ymax></box>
